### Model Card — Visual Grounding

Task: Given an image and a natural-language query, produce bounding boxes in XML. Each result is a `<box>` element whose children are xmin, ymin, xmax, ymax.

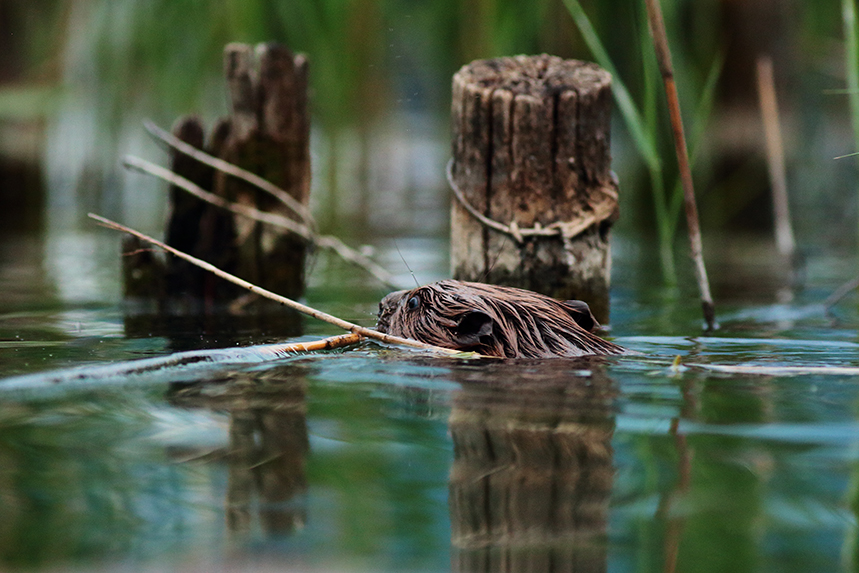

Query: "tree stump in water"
<box><xmin>450</xmin><ymin>55</ymin><xmax>618</xmax><ymax>322</ymax></box>
<box><xmin>123</xmin><ymin>42</ymin><xmax>310</xmax><ymax>316</ymax></box>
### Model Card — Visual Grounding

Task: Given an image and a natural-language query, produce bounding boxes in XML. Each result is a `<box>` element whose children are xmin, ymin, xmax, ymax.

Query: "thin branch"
<box><xmin>123</xmin><ymin>155</ymin><xmax>401</xmax><ymax>289</ymax></box>
<box><xmin>262</xmin><ymin>332</ymin><xmax>363</xmax><ymax>353</ymax></box>
<box><xmin>644</xmin><ymin>0</ymin><xmax>716</xmax><ymax>330</ymax></box>
<box><xmin>824</xmin><ymin>276</ymin><xmax>859</xmax><ymax>310</ymax></box>
<box><xmin>89</xmin><ymin>213</ymin><xmax>468</xmax><ymax>356</ymax></box>
<box><xmin>315</xmin><ymin>235</ymin><xmax>399</xmax><ymax>286</ymax></box>
<box><xmin>124</xmin><ymin>155</ymin><xmax>311</xmax><ymax>237</ymax></box>
<box><xmin>144</xmin><ymin>119</ymin><xmax>315</xmax><ymax>230</ymax></box>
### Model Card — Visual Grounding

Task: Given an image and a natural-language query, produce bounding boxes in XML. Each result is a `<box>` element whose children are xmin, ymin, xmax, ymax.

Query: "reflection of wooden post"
<box><xmin>450</xmin><ymin>55</ymin><xmax>618</xmax><ymax>322</ymax></box>
<box><xmin>448</xmin><ymin>363</ymin><xmax>615</xmax><ymax>571</ymax></box>
<box><xmin>167</xmin><ymin>369</ymin><xmax>309</xmax><ymax>537</ymax></box>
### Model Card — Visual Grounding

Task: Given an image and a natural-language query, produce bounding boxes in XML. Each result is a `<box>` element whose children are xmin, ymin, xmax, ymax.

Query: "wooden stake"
<box><xmin>756</xmin><ymin>56</ymin><xmax>796</xmax><ymax>259</ymax></box>
<box><xmin>449</xmin><ymin>55</ymin><xmax>619</xmax><ymax>322</ymax></box>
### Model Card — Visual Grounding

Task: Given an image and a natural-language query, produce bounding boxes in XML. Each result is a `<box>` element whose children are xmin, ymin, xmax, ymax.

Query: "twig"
<box><xmin>144</xmin><ymin>119</ymin><xmax>315</xmax><ymax>230</ymax></box>
<box><xmin>644</xmin><ymin>0</ymin><xmax>716</xmax><ymax>330</ymax></box>
<box><xmin>89</xmin><ymin>213</ymin><xmax>466</xmax><ymax>356</ymax></box>
<box><xmin>756</xmin><ymin>56</ymin><xmax>796</xmax><ymax>259</ymax></box>
<box><xmin>824</xmin><ymin>276</ymin><xmax>859</xmax><ymax>310</ymax></box>
<box><xmin>264</xmin><ymin>332</ymin><xmax>363</xmax><ymax>353</ymax></box>
<box><xmin>124</xmin><ymin>155</ymin><xmax>311</xmax><ymax>237</ymax></box>
<box><xmin>315</xmin><ymin>235</ymin><xmax>399</xmax><ymax>285</ymax></box>
<box><xmin>123</xmin><ymin>155</ymin><xmax>400</xmax><ymax>289</ymax></box>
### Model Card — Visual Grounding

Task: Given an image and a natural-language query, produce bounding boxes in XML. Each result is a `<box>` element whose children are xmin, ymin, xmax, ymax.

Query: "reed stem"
<box><xmin>755</xmin><ymin>56</ymin><xmax>796</xmax><ymax>259</ymax></box>
<box><xmin>644</xmin><ymin>0</ymin><xmax>715</xmax><ymax>330</ymax></box>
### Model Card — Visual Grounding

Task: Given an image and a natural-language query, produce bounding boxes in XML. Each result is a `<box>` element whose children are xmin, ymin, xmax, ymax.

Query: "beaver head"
<box><xmin>376</xmin><ymin>279</ymin><xmax>629</xmax><ymax>358</ymax></box>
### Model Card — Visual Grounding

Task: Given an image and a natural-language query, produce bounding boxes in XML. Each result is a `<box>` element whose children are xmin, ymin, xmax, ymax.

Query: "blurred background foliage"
<box><xmin>0</xmin><ymin>0</ymin><xmax>856</xmax><ymax>275</ymax></box>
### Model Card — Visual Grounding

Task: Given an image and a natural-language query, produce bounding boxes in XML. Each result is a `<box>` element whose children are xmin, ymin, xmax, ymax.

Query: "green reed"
<box><xmin>562</xmin><ymin>0</ymin><xmax>721</xmax><ymax>285</ymax></box>
<box><xmin>844</xmin><ymin>0</ymin><xmax>859</xmax><ymax>250</ymax></box>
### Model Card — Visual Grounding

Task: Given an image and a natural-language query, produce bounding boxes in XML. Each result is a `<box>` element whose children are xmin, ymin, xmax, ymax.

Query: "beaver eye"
<box><xmin>407</xmin><ymin>296</ymin><xmax>420</xmax><ymax>310</ymax></box>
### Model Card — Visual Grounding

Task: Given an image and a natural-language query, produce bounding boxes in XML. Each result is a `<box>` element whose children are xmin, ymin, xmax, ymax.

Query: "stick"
<box><xmin>824</xmin><ymin>275</ymin><xmax>859</xmax><ymax>311</ymax></box>
<box><xmin>144</xmin><ymin>119</ymin><xmax>315</xmax><ymax>230</ymax></box>
<box><xmin>124</xmin><ymin>155</ymin><xmax>311</xmax><ymax>237</ymax></box>
<box><xmin>644</xmin><ymin>0</ymin><xmax>716</xmax><ymax>330</ymax></box>
<box><xmin>0</xmin><ymin>334</ymin><xmax>364</xmax><ymax>400</ymax></box>
<box><xmin>756</xmin><ymin>56</ymin><xmax>796</xmax><ymax>259</ymax></box>
<box><xmin>123</xmin><ymin>155</ymin><xmax>401</xmax><ymax>289</ymax></box>
<box><xmin>264</xmin><ymin>332</ymin><xmax>363</xmax><ymax>353</ymax></box>
<box><xmin>89</xmin><ymin>213</ymin><xmax>465</xmax><ymax>356</ymax></box>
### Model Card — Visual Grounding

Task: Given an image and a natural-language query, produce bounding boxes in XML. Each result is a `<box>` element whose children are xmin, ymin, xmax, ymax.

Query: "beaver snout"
<box><xmin>375</xmin><ymin>279</ymin><xmax>629</xmax><ymax>359</ymax></box>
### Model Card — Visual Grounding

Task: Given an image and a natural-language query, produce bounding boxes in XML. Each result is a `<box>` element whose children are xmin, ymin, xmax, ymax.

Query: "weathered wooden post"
<box><xmin>450</xmin><ymin>55</ymin><xmax>618</xmax><ymax>322</ymax></box>
<box><xmin>123</xmin><ymin>42</ymin><xmax>310</xmax><ymax>318</ymax></box>
<box><xmin>216</xmin><ymin>43</ymin><xmax>310</xmax><ymax>300</ymax></box>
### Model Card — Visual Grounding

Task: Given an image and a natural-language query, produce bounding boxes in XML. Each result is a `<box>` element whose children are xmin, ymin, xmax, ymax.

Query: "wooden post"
<box><xmin>122</xmin><ymin>42</ymin><xmax>310</xmax><ymax>313</ymax></box>
<box><xmin>215</xmin><ymin>43</ymin><xmax>310</xmax><ymax>300</ymax></box>
<box><xmin>450</xmin><ymin>55</ymin><xmax>618</xmax><ymax>322</ymax></box>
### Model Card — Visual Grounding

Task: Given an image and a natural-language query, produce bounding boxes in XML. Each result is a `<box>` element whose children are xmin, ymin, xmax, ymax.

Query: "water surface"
<box><xmin>2</xmin><ymin>230</ymin><xmax>858</xmax><ymax>572</ymax></box>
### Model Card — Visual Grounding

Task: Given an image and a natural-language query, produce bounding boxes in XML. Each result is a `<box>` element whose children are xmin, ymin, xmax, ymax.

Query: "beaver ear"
<box><xmin>453</xmin><ymin>311</ymin><xmax>495</xmax><ymax>347</ymax></box>
<box><xmin>562</xmin><ymin>300</ymin><xmax>600</xmax><ymax>332</ymax></box>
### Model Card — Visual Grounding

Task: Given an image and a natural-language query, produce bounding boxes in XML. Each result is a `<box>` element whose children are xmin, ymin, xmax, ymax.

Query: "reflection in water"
<box><xmin>168</xmin><ymin>365</ymin><xmax>309</xmax><ymax>540</ymax></box>
<box><xmin>447</xmin><ymin>359</ymin><xmax>616</xmax><ymax>572</ymax></box>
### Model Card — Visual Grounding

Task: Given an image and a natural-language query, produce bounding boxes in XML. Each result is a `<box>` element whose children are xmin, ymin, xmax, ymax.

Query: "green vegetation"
<box><xmin>564</xmin><ymin>0</ymin><xmax>722</xmax><ymax>283</ymax></box>
<box><xmin>1</xmin><ymin>0</ymin><xmax>856</xmax><ymax>269</ymax></box>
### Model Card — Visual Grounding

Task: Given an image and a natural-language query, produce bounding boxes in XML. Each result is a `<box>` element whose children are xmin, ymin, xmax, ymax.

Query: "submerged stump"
<box><xmin>450</xmin><ymin>55</ymin><xmax>618</xmax><ymax>322</ymax></box>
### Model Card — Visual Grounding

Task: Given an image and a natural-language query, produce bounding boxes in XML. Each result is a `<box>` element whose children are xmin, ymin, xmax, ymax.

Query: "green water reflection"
<box><xmin>4</xmin><ymin>330</ymin><xmax>859</xmax><ymax>571</ymax></box>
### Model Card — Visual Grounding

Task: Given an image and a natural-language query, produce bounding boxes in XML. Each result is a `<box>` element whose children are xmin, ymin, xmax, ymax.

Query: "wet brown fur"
<box><xmin>376</xmin><ymin>280</ymin><xmax>629</xmax><ymax>358</ymax></box>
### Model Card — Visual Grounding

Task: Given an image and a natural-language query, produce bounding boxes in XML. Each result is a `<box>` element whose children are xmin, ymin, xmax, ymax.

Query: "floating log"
<box><xmin>449</xmin><ymin>55</ymin><xmax>618</xmax><ymax>322</ymax></box>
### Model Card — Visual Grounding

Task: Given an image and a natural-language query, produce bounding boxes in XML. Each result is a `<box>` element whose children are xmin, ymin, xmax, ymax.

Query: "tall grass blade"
<box><xmin>562</xmin><ymin>0</ymin><xmax>660</xmax><ymax>173</ymax></box>
<box><xmin>669</xmin><ymin>51</ymin><xmax>724</xmax><ymax>222</ymax></box>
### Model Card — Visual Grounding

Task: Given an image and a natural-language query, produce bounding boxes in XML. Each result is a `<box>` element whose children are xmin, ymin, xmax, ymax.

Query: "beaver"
<box><xmin>376</xmin><ymin>279</ymin><xmax>629</xmax><ymax>358</ymax></box>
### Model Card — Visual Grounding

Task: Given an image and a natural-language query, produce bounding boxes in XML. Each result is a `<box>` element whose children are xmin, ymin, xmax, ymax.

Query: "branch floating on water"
<box><xmin>89</xmin><ymin>212</ymin><xmax>467</xmax><ymax>356</ymax></box>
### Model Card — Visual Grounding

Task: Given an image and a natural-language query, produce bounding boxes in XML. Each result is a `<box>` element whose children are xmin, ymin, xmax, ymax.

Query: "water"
<box><xmin>1</xmin><ymin>227</ymin><xmax>858</xmax><ymax>573</ymax></box>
